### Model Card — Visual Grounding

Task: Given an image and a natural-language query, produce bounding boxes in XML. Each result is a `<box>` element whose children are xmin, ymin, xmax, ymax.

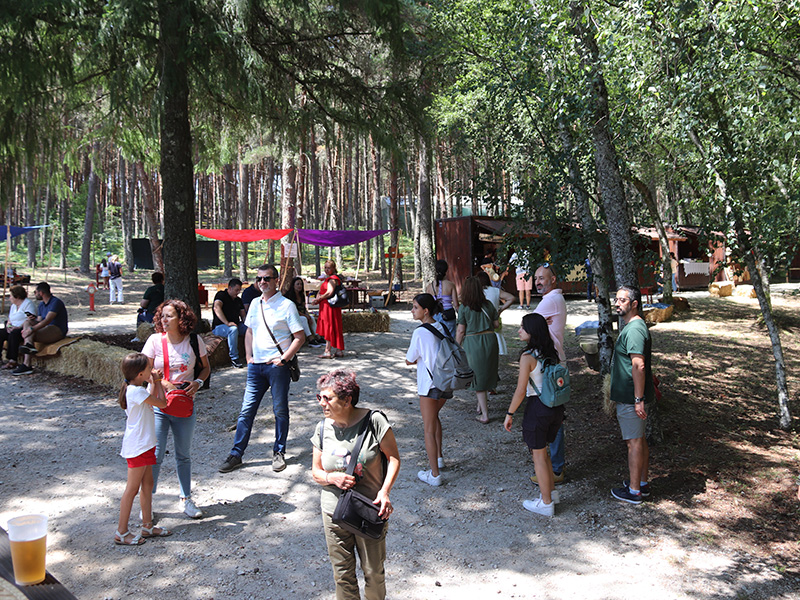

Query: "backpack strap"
<box><xmin>526</xmin><ymin>351</ymin><xmax>545</xmax><ymax>397</ymax></box>
<box><xmin>421</xmin><ymin>322</ymin><xmax>446</xmax><ymax>340</ymax></box>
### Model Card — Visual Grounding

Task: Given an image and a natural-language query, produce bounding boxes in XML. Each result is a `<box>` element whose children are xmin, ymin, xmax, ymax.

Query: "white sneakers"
<box><xmin>437</xmin><ymin>457</ymin><xmax>445</xmax><ymax>469</ymax></box>
<box><xmin>523</xmin><ymin>497</ymin><xmax>554</xmax><ymax>517</ymax></box>
<box><xmin>417</xmin><ymin>469</ymin><xmax>442</xmax><ymax>487</ymax></box>
<box><xmin>181</xmin><ymin>497</ymin><xmax>203</xmax><ymax>519</ymax></box>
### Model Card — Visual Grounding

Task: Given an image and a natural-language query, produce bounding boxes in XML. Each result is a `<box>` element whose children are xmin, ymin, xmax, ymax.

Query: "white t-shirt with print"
<box><xmin>121</xmin><ymin>385</ymin><xmax>156</xmax><ymax>459</ymax></box>
<box><xmin>244</xmin><ymin>293</ymin><xmax>303</xmax><ymax>363</ymax></box>
<box><xmin>142</xmin><ymin>333</ymin><xmax>207</xmax><ymax>384</ymax></box>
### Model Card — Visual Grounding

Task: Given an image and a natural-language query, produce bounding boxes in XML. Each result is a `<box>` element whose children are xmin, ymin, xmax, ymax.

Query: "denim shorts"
<box><xmin>522</xmin><ymin>395</ymin><xmax>564</xmax><ymax>450</ymax></box>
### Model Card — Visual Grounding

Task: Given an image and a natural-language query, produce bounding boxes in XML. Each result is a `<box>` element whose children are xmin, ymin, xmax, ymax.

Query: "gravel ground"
<box><xmin>1</xmin><ymin>274</ymin><xmax>798</xmax><ymax>599</ymax></box>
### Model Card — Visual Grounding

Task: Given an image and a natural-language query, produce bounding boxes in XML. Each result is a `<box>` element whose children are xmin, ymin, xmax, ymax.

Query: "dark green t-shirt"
<box><xmin>610</xmin><ymin>317</ymin><xmax>654</xmax><ymax>404</ymax></box>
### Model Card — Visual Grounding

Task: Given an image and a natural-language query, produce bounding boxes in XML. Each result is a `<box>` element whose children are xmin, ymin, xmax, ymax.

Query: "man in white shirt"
<box><xmin>533</xmin><ymin>263</ymin><xmax>568</xmax><ymax>483</ymax></box>
<box><xmin>219</xmin><ymin>264</ymin><xmax>305</xmax><ymax>474</ymax></box>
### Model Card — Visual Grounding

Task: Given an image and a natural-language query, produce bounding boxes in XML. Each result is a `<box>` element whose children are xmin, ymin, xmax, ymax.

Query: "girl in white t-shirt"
<box><xmin>114</xmin><ymin>353</ymin><xmax>170</xmax><ymax>546</ymax></box>
<box><xmin>406</xmin><ymin>293</ymin><xmax>451</xmax><ymax>487</ymax></box>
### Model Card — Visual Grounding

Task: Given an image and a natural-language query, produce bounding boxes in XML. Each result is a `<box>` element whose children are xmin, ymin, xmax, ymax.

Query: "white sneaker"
<box><xmin>181</xmin><ymin>497</ymin><xmax>203</xmax><ymax>519</ymax></box>
<box><xmin>437</xmin><ymin>457</ymin><xmax>445</xmax><ymax>469</ymax></box>
<box><xmin>523</xmin><ymin>497</ymin><xmax>554</xmax><ymax>517</ymax></box>
<box><xmin>550</xmin><ymin>490</ymin><xmax>560</xmax><ymax>504</ymax></box>
<box><xmin>417</xmin><ymin>469</ymin><xmax>442</xmax><ymax>487</ymax></box>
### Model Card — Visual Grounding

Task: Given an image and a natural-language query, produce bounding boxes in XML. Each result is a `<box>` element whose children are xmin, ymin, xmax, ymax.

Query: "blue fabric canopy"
<box><xmin>0</xmin><ymin>225</ymin><xmax>48</xmax><ymax>242</ymax></box>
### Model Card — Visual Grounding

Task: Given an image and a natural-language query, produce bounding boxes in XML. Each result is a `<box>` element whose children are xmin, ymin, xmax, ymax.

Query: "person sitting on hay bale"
<box><xmin>15</xmin><ymin>282</ymin><xmax>68</xmax><ymax>376</ymax></box>
<box><xmin>137</xmin><ymin>272</ymin><xmax>165</xmax><ymax>325</ymax></box>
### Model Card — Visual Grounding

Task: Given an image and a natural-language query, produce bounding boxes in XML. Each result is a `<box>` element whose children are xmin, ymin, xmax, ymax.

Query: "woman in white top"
<box><xmin>142</xmin><ymin>299</ymin><xmax>210</xmax><ymax>519</ymax></box>
<box><xmin>1</xmin><ymin>285</ymin><xmax>36</xmax><ymax>369</ymax></box>
<box><xmin>503</xmin><ymin>313</ymin><xmax>565</xmax><ymax>517</ymax></box>
<box><xmin>406</xmin><ymin>293</ymin><xmax>450</xmax><ymax>487</ymax></box>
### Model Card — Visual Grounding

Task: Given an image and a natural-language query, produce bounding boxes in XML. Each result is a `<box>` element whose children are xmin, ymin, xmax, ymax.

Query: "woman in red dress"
<box><xmin>312</xmin><ymin>260</ymin><xmax>345</xmax><ymax>358</ymax></box>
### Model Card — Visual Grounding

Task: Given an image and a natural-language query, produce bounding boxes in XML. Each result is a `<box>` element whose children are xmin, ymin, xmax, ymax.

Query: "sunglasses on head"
<box><xmin>255</xmin><ymin>275</ymin><xmax>278</xmax><ymax>282</ymax></box>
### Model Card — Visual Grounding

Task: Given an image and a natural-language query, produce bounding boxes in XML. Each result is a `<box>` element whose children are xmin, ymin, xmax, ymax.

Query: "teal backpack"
<box><xmin>528</xmin><ymin>354</ymin><xmax>570</xmax><ymax>408</ymax></box>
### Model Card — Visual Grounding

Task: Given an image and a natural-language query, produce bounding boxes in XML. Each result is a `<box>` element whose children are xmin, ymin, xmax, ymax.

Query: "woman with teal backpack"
<box><xmin>503</xmin><ymin>313</ymin><xmax>564</xmax><ymax>517</ymax></box>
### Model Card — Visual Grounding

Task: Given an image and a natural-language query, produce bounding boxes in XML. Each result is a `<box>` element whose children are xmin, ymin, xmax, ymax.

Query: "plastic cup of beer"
<box><xmin>7</xmin><ymin>514</ymin><xmax>47</xmax><ymax>586</ymax></box>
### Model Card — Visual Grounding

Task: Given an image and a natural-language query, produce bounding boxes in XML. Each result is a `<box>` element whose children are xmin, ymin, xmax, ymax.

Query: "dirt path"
<box><xmin>1</xmin><ymin>272</ymin><xmax>798</xmax><ymax>599</ymax></box>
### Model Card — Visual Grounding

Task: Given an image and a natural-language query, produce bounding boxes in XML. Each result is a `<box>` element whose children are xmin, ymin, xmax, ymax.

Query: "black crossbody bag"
<box><xmin>259</xmin><ymin>299</ymin><xmax>300</xmax><ymax>382</ymax></box>
<box><xmin>323</xmin><ymin>411</ymin><xmax>387</xmax><ymax>539</ymax></box>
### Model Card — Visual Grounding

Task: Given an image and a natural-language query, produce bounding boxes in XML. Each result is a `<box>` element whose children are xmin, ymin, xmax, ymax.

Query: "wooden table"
<box><xmin>0</xmin><ymin>529</ymin><xmax>77</xmax><ymax>600</ymax></box>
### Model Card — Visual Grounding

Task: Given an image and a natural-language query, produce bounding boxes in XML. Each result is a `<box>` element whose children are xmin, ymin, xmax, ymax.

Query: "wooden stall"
<box><xmin>635</xmin><ymin>226</ymin><xmax>732</xmax><ymax>290</ymax></box>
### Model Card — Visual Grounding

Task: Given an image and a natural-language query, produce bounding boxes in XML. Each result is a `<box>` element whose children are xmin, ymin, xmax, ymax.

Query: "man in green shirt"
<box><xmin>610</xmin><ymin>285</ymin><xmax>654</xmax><ymax>505</ymax></box>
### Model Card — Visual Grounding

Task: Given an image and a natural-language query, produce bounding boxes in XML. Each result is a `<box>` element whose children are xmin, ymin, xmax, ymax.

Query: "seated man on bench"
<box><xmin>15</xmin><ymin>282</ymin><xmax>69</xmax><ymax>376</ymax></box>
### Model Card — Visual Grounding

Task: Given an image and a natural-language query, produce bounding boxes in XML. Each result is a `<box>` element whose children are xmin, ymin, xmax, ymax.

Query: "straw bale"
<box><xmin>137</xmin><ymin>322</ymin><xmax>155</xmax><ymax>341</ymax></box>
<box><xmin>643</xmin><ymin>305</ymin><xmax>673</xmax><ymax>324</ymax></box>
<box><xmin>709</xmin><ymin>281</ymin><xmax>734</xmax><ymax>297</ymax></box>
<box><xmin>342</xmin><ymin>311</ymin><xmax>390</xmax><ymax>333</ymax></box>
<box><xmin>36</xmin><ymin>339</ymin><xmax>129</xmax><ymax>388</ymax></box>
<box><xmin>733</xmin><ymin>284</ymin><xmax>757</xmax><ymax>298</ymax></box>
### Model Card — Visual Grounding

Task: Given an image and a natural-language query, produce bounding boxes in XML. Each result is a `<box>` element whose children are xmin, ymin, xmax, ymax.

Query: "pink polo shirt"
<box><xmin>534</xmin><ymin>289</ymin><xmax>566</xmax><ymax>362</ymax></box>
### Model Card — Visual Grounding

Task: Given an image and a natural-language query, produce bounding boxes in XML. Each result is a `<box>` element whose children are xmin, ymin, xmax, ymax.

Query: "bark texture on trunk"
<box><xmin>629</xmin><ymin>174</ymin><xmax>673</xmax><ymax>303</ymax></box>
<box><xmin>80</xmin><ymin>141</ymin><xmax>100</xmax><ymax>276</ymax></box>
<box><xmin>417</xmin><ymin>138</ymin><xmax>435</xmax><ymax>287</ymax></box>
<box><xmin>158</xmin><ymin>0</ymin><xmax>199</xmax><ymax>316</ymax></box>
<box><xmin>570</xmin><ymin>1</ymin><xmax>637</xmax><ymax>288</ymax></box>
<box><xmin>136</xmin><ymin>162</ymin><xmax>164</xmax><ymax>273</ymax></box>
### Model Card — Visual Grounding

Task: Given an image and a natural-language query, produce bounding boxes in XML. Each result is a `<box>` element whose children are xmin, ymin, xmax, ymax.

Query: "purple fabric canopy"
<box><xmin>296</xmin><ymin>229</ymin><xmax>392</xmax><ymax>247</ymax></box>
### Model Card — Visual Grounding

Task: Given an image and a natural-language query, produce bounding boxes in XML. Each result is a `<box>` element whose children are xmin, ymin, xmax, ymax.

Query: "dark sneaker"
<box><xmin>11</xmin><ymin>364</ymin><xmax>34</xmax><ymax>376</ymax></box>
<box><xmin>611</xmin><ymin>486</ymin><xmax>643</xmax><ymax>504</ymax></box>
<box><xmin>530</xmin><ymin>471</ymin><xmax>565</xmax><ymax>485</ymax></box>
<box><xmin>218</xmin><ymin>454</ymin><xmax>242</xmax><ymax>473</ymax></box>
<box><xmin>272</xmin><ymin>452</ymin><xmax>286</xmax><ymax>472</ymax></box>
<box><xmin>623</xmin><ymin>479</ymin><xmax>651</xmax><ymax>498</ymax></box>
<box><xmin>231</xmin><ymin>358</ymin><xmax>244</xmax><ymax>368</ymax></box>
<box><xmin>18</xmin><ymin>344</ymin><xmax>37</xmax><ymax>355</ymax></box>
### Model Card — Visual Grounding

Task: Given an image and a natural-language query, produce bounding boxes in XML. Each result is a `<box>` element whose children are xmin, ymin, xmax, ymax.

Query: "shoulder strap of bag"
<box><xmin>421</xmin><ymin>322</ymin><xmax>445</xmax><ymax>340</ymax></box>
<box><xmin>161</xmin><ymin>333</ymin><xmax>171</xmax><ymax>382</ymax></box>
<box><xmin>527</xmin><ymin>352</ymin><xmax>545</xmax><ymax>397</ymax></box>
<box><xmin>259</xmin><ymin>298</ymin><xmax>286</xmax><ymax>355</ymax></box>
<box><xmin>345</xmin><ymin>410</ymin><xmax>374</xmax><ymax>476</ymax></box>
<box><xmin>481</xmin><ymin>306</ymin><xmax>493</xmax><ymax>329</ymax></box>
<box><xmin>189</xmin><ymin>332</ymin><xmax>202</xmax><ymax>379</ymax></box>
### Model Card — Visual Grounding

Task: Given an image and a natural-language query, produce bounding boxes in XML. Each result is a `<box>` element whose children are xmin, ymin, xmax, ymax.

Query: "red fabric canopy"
<box><xmin>195</xmin><ymin>229</ymin><xmax>292</xmax><ymax>242</ymax></box>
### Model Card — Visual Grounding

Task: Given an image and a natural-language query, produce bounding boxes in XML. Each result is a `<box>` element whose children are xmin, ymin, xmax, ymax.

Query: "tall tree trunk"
<box><xmin>136</xmin><ymin>162</ymin><xmax>164</xmax><ymax>273</ymax></box>
<box><xmin>80</xmin><ymin>141</ymin><xmax>100</xmax><ymax>275</ymax></box>
<box><xmin>369</xmin><ymin>134</ymin><xmax>382</xmax><ymax>273</ymax></box>
<box><xmin>24</xmin><ymin>164</ymin><xmax>37</xmax><ymax>268</ymax></box>
<box><xmin>310</xmin><ymin>131</ymin><xmax>321</xmax><ymax>276</ymax></box>
<box><xmin>570</xmin><ymin>1</ymin><xmax>637</xmax><ymax>288</ymax></box>
<box><xmin>266</xmin><ymin>158</ymin><xmax>276</xmax><ymax>264</ymax></box>
<box><xmin>222</xmin><ymin>163</ymin><xmax>234</xmax><ymax>278</ymax></box>
<box><xmin>558</xmin><ymin>118</ymin><xmax>614</xmax><ymax>373</ymax></box>
<box><xmin>389</xmin><ymin>155</ymin><xmax>402</xmax><ymax>288</ymax></box>
<box><xmin>629</xmin><ymin>174</ymin><xmax>673</xmax><ymax>303</ymax></box>
<box><xmin>158</xmin><ymin>0</ymin><xmax>199</xmax><ymax>315</ymax></box>
<box><xmin>119</xmin><ymin>155</ymin><xmax>134</xmax><ymax>273</ymax></box>
<box><xmin>59</xmin><ymin>170</ymin><xmax>69</xmax><ymax>269</ymax></box>
<box><xmin>238</xmin><ymin>155</ymin><xmax>249</xmax><ymax>281</ymax></box>
<box><xmin>281</xmin><ymin>155</ymin><xmax>297</xmax><ymax>273</ymax></box>
<box><xmin>417</xmin><ymin>138</ymin><xmax>435</xmax><ymax>287</ymax></box>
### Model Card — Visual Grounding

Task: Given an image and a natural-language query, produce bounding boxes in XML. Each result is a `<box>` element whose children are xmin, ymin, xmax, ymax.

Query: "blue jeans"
<box><xmin>549</xmin><ymin>424</ymin><xmax>565</xmax><ymax>474</ymax></box>
<box><xmin>212</xmin><ymin>322</ymin><xmax>248</xmax><ymax>360</ymax></box>
<box><xmin>231</xmin><ymin>362</ymin><xmax>291</xmax><ymax>457</ymax></box>
<box><xmin>433</xmin><ymin>313</ymin><xmax>456</xmax><ymax>337</ymax></box>
<box><xmin>153</xmin><ymin>409</ymin><xmax>197</xmax><ymax>498</ymax></box>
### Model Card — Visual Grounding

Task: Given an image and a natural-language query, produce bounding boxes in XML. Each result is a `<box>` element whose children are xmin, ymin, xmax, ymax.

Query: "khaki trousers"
<box><xmin>322</xmin><ymin>511</ymin><xmax>387</xmax><ymax>600</ymax></box>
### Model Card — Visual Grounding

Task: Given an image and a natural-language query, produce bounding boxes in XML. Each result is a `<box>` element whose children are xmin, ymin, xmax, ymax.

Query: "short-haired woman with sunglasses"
<box><xmin>311</xmin><ymin>369</ymin><xmax>400</xmax><ymax>600</ymax></box>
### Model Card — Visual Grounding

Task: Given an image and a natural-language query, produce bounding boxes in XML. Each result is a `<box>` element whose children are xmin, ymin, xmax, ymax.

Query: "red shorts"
<box><xmin>126</xmin><ymin>447</ymin><xmax>156</xmax><ymax>468</ymax></box>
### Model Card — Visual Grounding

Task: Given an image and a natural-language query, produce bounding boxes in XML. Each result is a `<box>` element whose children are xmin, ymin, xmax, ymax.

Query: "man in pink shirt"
<box><xmin>532</xmin><ymin>263</ymin><xmax>567</xmax><ymax>483</ymax></box>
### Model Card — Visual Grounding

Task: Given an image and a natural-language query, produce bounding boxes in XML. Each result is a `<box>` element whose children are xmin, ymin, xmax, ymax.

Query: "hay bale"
<box><xmin>643</xmin><ymin>305</ymin><xmax>673</xmax><ymax>324</ymax></box>
<box><xmin>36</xmin><ymin>339</ymin><xmax>129</xmax><ymax>388</ymax></box>
<box><xmin>342</xmin><ymin>310</ymin><xmax>390</xmax><ymax>333</ymax></box>
<box><xmin>203</xmin><ymin>333</ymin><xmax>231</xmax><ymax>368</ymax></box>
<box><xmin>709</xmin><ymin>281</ymin><xmax>734</xmax><ymax>297</ymax></box>
<box><xmin>669</xmin><ymin>296</ymin><xmax>691</xmax><ymax>312</ymax></box>
<box><xmin>733</xmin><ymin>284</ymin><xmax>757</xmax><ymax>298</ymax></box>
<box><xmin>137</xmin><ymin>321</ymin><xmax>155</xmax><ymax>341</ymax></box>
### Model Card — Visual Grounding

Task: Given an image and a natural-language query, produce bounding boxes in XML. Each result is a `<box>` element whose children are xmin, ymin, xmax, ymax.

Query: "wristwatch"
<box><xmin>634</xmin><ymin>396</ymin><xmax>645</xmax><ymax>404</ymax></box>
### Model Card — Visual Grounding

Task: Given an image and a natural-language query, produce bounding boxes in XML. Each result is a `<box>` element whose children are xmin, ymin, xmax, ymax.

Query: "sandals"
<box><xmin>141</xmin><ymin>524</ymin><xmax>172</xmax><ymax>538</ymax></box>
<box><xmin>333</xmin><ymin>350</ymin><xmax>344</xmax><ymax>358</ymax></box>
<box><xmin>319</xmin><ymin>353</ymin><xmax>333</xmax><ymax>359</ymax></box>
<box><xmin>475</xmin><ymin>415</ymin><xmax>489</xmax><ymax>424</ymax></box>
<box><xmin>114</xmin><ymin>530</ymin><xmax>145</xmax><ymax>546</ymax></box>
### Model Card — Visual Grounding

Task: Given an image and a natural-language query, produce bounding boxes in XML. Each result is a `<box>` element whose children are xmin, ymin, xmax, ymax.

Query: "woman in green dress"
<box><xmin>456</xmin><ymin>276</ymin><xmax>500</xmax><ymax>423</ymax></box>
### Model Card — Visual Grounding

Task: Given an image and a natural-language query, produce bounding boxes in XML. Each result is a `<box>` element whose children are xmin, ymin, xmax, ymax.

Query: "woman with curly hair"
<box><xmin>311</xmin><ymin>369</ymin><xmax>400</xmax><ymax>600</ymax></box>
<box><xmin>456</xmin><ymin>276</ymin><xmax>499</xmax><ymax>424</ymax></box>
<box><xmin>142</xmin><ymin>299</ymin><xmax>211</xmax><ymax>519</ymax></box>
